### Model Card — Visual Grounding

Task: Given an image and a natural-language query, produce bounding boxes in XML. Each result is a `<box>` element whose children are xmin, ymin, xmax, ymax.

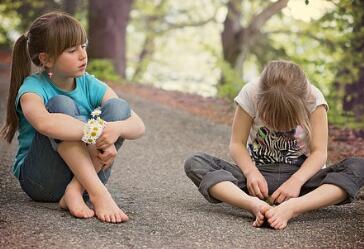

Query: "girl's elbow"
<box><xmin>35</xmin><ymin>122</ymin><xmax>50</xmax><ymax>135</ymax></box>
<box><xmin>228</xmin><ymin>143</ymin><xmax>236</xmax><ymax>158</ymax></box>
<box><xmin>311</xmin><ymin>150</ymin><xmax>327</xmax><ymax>164</ymax></box>
<box><xmin>321</xmin><ymin>151</ymin><xmax>328</xmax><ymax>163</ymax></box>
<box><xmin>138</xmin><ymin>122</ymin><xmax>146</xmax><ymax>138</ymax></box>
<box><xmin>133</xmin><ymin>120</ymin><xmax>145</xmax><ymax>139</ymax></box>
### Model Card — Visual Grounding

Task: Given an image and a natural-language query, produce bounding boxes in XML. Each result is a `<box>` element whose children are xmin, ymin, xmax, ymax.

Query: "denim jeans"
<box><xmin>19</xmin><ymin>95</ymin><xmax>131</xmax><ymax>202</ymax></box>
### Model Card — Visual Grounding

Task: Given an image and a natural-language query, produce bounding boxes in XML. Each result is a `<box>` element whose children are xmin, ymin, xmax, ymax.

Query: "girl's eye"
<box><xmin>68</xmin><ymin>48</ymin><xmax>76</xmax><ymax>53</ymax></box>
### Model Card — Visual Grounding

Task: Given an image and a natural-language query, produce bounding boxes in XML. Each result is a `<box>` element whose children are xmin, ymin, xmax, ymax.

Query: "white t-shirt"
<box><xmin>234</xmin><ymin>79</ymin><xmax>328</xmax><ymax>166</ymax></box>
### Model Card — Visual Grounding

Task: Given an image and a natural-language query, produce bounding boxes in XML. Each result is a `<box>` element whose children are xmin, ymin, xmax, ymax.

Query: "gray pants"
<box><xmin>19</xmin><ymin>95</ymin><xmax>131</xmax><ymax>202</ymax></box>
<box><xmin>184</xmin><ymin>153</ymin><xmax>364</xmax><ymax>204</ymax></box>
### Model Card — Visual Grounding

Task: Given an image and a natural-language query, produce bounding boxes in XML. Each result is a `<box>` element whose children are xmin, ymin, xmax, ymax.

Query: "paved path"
<box><xmin>0</xmin><ymin>76</ymin><xmax>363</xmax><ymax>249</ymax></box>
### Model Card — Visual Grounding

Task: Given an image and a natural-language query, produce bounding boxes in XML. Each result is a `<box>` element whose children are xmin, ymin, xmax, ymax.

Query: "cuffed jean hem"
<box><xmin>321</xmin><ymin>173</ymin><xmax>360</xmax><ymax>204</ymax></box>
<box><xmin>198</xmin><ymin>169</ymin><xmax>239</xmax><ymax>203</ymax></box>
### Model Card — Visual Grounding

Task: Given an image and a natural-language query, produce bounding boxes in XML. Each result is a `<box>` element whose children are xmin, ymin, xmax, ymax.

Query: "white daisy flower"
<box><xmin>91</xmin><ymin>108</ymin><xmax>102</xmax><ymax>118</ymax></box>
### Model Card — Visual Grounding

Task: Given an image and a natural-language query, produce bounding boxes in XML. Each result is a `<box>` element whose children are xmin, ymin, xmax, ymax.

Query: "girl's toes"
<box><xmin>273</xmin><ymin>221</ymin><xmax>282</xmax><ymax>230</ymax></box>
<box><xmin>121</xmin><ymin>213</ymin><xmax>128</xmax><ymax>222</ymax></box>
<box><xmin>99</xmin><ymin>214</ymin><xmax>107</xmax><ymax>222</ymax></box>
<box><xmin>105</xmin><ymin>215</ymin><xmax>111</xmax><ymax>223</ymax></box>
<box><xmin>271</xmin><ymin>220</ymin><xmax>279</xmax><ymax>228</ymax></box>
<box><xmin>268</xmin><ymin>216</ymin><xmax>276</xmax><ymax>225</ymax></box>
<box><xmin>279</xmin><ymin>223</ymin><xmax>287</xmax><ymax>230</ymax></box>
<box><xmin>265</xmin><ymin>210</ymin><xmax>273</xmax><ymax>219</ymax></box>
<box><xmin>110</xmin><ymin>215</ymin><xmax>116</xmax><ymax>223</ymax></box>
<box><xmin>87</xmin><ymin>210</ymin><xmax>94</xmax><ymax>218</ymax></box>
<box><xmin>115</xmin><ymin>215</ymin><xmax>122</xmax><ymax>223</ymax></box>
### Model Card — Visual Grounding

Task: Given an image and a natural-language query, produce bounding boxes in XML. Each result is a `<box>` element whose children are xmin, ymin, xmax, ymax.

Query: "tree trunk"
<box><xmin>343</xmin><ymin>68</ymin><xmax>364</xmax><ymax>119</ymax></box>
<box><xmin>343</xmin><ymin>0</ymin><xmax>364</xmax><ymax>120</ymax></box>
<box><xmin>63</xmin><ymin>0</ymin><xmax>80</xmax><ymax>15</ymax></box>
<box><xmin>88</xmin><ymin>0</ymin><xmax>133</xmax><ymax>77</ymax></box>
<box><xmin>131</xmin><ymin>32</ymin><xmax>156</xmax><ymax>82</ymax></box>
<box><xmin>220</xmin><ymin>0</ymin><xmax>289</xmax><ymax>85</ymax></box>
<box><xmin>221</xmin><ymin>0</ymin><xmax>243</xmax><ymax>72</ymax></box>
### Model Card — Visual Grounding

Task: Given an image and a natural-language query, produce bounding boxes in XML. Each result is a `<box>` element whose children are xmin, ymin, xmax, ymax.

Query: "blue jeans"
<box><xmin>19</xmin><ymin>95</ymin><xmax>131</xmax><ymax>202</ymax></box>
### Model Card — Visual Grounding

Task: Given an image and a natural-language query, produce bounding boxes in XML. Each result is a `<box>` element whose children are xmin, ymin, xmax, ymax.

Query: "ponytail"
<box><xmin>1</xmin><ymin>12</ymin><xmax>87</xmax><ymax>143</ymax></box>
<box><xmin>1</xmin><ymin>34</ymin><xmax>31</xmax><ymax>143</ymax></box>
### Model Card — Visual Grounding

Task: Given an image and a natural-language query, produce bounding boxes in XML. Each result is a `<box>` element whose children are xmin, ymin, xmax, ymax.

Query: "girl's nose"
<box><xmin>79</xmin><ymin>49</ymin><xmax>87</xmax><ymax>60</ymax></box>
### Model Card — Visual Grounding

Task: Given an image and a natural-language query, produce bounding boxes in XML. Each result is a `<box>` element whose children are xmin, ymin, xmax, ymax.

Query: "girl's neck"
<box><xmin>47</xmin><ymin>72</ymin><xmax>76</xmax><ymax>92</ymax></box>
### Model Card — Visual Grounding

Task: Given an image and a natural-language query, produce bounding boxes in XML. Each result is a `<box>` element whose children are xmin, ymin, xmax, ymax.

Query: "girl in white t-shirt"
<box><xmin>185</xmin><ymin>60</ymin><xmax>364</xmax><ymax>230</ymax></box>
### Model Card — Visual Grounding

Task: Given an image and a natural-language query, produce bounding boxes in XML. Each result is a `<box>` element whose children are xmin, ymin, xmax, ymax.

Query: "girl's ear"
<box><xmin>38</xmin><ymin>52</ymin><xmax>54</xmax><ymax>68</ymax></box>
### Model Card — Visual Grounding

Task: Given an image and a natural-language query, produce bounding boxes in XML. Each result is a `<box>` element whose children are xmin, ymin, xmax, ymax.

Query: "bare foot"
<box><xmin>265</xmin><ymin>198</ymin><xmax>298</xmax><ymax>230</ymax></box>
<box><xmin>246</xmin><ymin>196</ymin><xmax>272</xmax><ymax>227</ymax></box>
<box><xmin>90</xmin><ymin>190</ymin><xmax>129</xmax><ymax>223</ymax></box>
<box><xmin>59</xmin><ymin>187</ymin><xmax>94</xmax><ymax>219</ymax></box>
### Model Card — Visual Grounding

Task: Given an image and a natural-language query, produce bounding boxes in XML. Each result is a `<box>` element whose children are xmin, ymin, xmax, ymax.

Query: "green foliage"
<box><xmin>317</xmin><ymin>0</ymin><xmax>364</xmax><ymax>127</ymax></box>
<box><xmin>216</xmin><ymin>59</ymin><xmax>244</xmax><ymax>99</ymax></box>
<box><xmin>87</xmin><ymin>59</ymin><xmax>121</xmax><ymax>82</ymax></box>
<box><xmin>202</xmin><ymin>43</ymin><xmax>244</xmax><ymax>99</ymax></box>
<box><xmin>325</xmin><ymin>74</ymin><xmax>364</xmax><ymax>129</ymax></box>
<box><xmin>0</xmin><ymin>0</ymin><xmax>87</xmax><ymax>48</ymax></box>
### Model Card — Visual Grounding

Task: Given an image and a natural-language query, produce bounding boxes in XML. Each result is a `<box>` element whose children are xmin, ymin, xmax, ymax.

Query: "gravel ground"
<box><xmin>0</xmin><ymin>77</ymin><xmax>363</xmax><ymax>249</ymax></box>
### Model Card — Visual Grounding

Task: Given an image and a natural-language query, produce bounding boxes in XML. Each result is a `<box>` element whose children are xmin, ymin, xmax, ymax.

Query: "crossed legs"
<box><xmin>209</xmin><ymin>181</ymin><xmax>347</xmax><ymax>229</ymax></box>
<box><xmin>58</xmin><ymin>141</ymin><xmax>128</xmax><ymax>223</ymax></box>
<box><xmin>185</xmin><ymin>153</ymin><xmax>363</xmax><ymax>230</ymax></box>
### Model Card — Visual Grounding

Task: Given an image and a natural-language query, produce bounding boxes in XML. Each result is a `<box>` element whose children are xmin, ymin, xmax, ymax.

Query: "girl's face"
<box><xmin>51</xmin><ymin>43</ymin><xmax>88</xmax><ymax>78</ymax></box>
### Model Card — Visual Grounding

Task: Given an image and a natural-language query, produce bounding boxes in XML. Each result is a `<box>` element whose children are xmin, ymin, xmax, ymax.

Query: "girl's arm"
<box><xmin>95</xmin><ymin>86</ymin><xmax>145</xmax><ymax>149</ymax></box>
<box><xmin>21</xmin><ymin>93</ymin><xmax>84</xmax><ymax>140</ymax></box>
<box><xmin>229</xmin><ymin>106</ymin><xmax>269</xmax><ymax>199</ymax></box>
<box><xmin>290</xmin><ymin>105</ymin><xmax>328</xmax><ymax>183</ymax></box>
<box><xmin>270</xmin><ymin>105</ymin><xmax>328</xmax><ymax>204</ymax></box>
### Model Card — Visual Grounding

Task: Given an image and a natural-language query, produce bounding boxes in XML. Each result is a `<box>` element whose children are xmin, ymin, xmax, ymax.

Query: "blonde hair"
<box><xmin>1</xmin><ymin>11</ymin><xmax>87</xmax><ymax>143</ymax></box>
<box><xmin>257</xmin><ymin>60</ymin><xmax>313</xmax><ymax>142</ymax></box>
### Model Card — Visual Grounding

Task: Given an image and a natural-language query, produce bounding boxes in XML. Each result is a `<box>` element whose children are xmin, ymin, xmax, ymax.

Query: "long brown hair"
<box><xmin>1</xmin><ymin>11</ymin><xmax>87</xmax><ymax>143</ymax></box>
<box><xmin>257</xmin><ymin>60</ymin><xmax>313</xmax><ymax>142</ymax></box>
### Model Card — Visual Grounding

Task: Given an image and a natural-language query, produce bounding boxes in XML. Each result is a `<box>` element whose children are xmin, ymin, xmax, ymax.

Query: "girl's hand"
<box><xmin>97</xmin><ymin>144</ymin><xmax>117</xmax><ymax>169</ymax></box>
<box><xmin>87</xmin><ymin>144</ymin><xmax>104</xmax><ymax>167</ymax></box>
<box><xmin>270</xmin><ymin>176</ymin><xmax>303</xmax><ymax>204</ymax></box>
<box><xmin>96</xmin><ymin>122</ymin><xmax>120</xmax><ymax>150</ymax></box>
<box><xmin>246</xmin><ymin>170</ymin><xmax>269</xmax><ymax>200</ymax></box>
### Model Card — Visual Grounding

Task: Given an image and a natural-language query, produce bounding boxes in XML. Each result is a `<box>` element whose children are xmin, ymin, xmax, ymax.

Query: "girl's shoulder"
<box><xmin>19</xmin><ymin>73</ymin><xmax>49</xmax><ymax>95</ymax></box>
<box><xmin>78</xmin><ymin>72</ymin><xmax>104</xmax><ymax>84</ymax></box>
<box><xmin>234</xmin><ymin>78</ymin><xmax>260</xmax><ymax>118</ymax></box>
<box><xmin>307</xmin><ymin>83</ymin><xmax>328</xmax><ymax>112</ymax></box>
<box><xmin>22</xmin><ymin>73</ymin><xmax>47</xmax><ymax>87</ymax></box>
<box><xmin>76</xmin><ymin>73</ymin><xmax>107</xmax><ymax>91</ymax></box>
<box><xmin>236</xmin><ymin>78</ymin><xmax>260</xmax><ymax>100</ymax></box>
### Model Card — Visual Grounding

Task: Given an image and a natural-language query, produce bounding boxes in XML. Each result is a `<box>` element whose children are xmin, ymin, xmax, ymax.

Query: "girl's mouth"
<box><xmin>79</xmin><ymin>63</ymin><xmax>87</xmax><ymax>69</ymax></box>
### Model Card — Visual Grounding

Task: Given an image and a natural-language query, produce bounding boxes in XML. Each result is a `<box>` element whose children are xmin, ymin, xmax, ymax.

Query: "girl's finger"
<box><xmin>258</xmin><ymin>181</ymin><xmax>268</xmax><ymax>198</ymax></box>
<box><xmin>247</xmin><ymin>185</ymin><xmax>255</xmax><ymax>197</ymax></box>
<box><xmin>276</xmin><ymin>193</ymin><xmax>286</xmax><ymax>204</ymax></box>
<box><xmin>270</xmin><ymin>190</ymin><xmax>279</xmax><ymax>203</ymax></box>
<box><xmin>96</xmin><ymin>137</ymin><xmax>105</xmax><ymax>146</ymax></box>
<box><xmin>253</xmin><ymin>183</ymin><xmax>264</xmax><ymax>199</ymax></box>
<box><xmin>103</xmin><ymin>154</ymin><xmax>113</xmax><ymax>162</ymax></box>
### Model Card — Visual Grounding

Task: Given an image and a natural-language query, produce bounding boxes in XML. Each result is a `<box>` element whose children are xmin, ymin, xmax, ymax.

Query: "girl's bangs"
<box><xmin>47</xmin><ymin>16</ymin><xmax>87</xmax><ymax>57</ymax></box>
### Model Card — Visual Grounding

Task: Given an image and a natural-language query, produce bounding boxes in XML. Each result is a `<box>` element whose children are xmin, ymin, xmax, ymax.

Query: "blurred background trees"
<box><xmin>0</xmin><ymin>0</ymin><xmax>363</xmax><ymax>127</ymax></box>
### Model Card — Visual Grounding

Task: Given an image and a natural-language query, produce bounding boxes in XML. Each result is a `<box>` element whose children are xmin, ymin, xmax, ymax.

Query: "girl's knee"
<box><xmin>341</xmin><ymin>157</ymin><xmax>364</xmax><ymax>184</ymax></box>
<box><xmin>101</xmin><ymin>98</ymin><xmax>131</xmax><ymax>121</ymax></box>
<box><xmin>343</xmin><ymin>157</ymin><xmax>364</xmax><ymax>172</ymax></box>
<box><xmin>47</xmin><ymin>95</ymin><xmax>78</xmax><ymax>115</ymax></box>
<box><xmin>184</xmin><ymin>153</ymin><xmax>209</xmax><ymax>175</ymax></box>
